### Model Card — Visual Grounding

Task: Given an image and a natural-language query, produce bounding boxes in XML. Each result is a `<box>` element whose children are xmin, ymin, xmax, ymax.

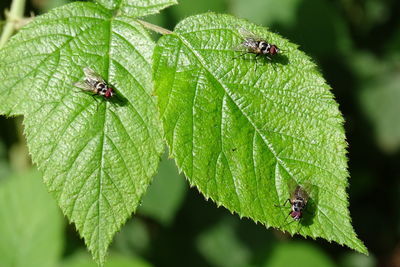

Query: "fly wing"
<box><xmin>83</xmin><ymin>67</ymin><xmax>106</xmax><ymax>84</ymax></box>
<box><xmin>295</xmin><ymin>185</ymin><xmax>309</xmax><ymax>205</ymax></box>
<box><xmin>74</xmin><ymin>80</ymin><xmax>94</xmax><ymax>92</ymax></box>
<box><xmin>239</xmin><ymin>27</ymin><xmax>265</xmax><ymax>43</ymax></box>
<box><xmin>238</xmin><ymin>27</ymin><xmax>258</xmax><ymax>40</ymax></box>
<box><xmin>237</xmin><ymin>27</ymin><xmax>263</xmax><ymax>53</ymax></box>
<box><xmin>288</xmin><ymin>180</ymin><xmax>310</xmax><ymax>202</ymax></box>
<box><xmin>232</xmin><ymin>28</ymin><xmax>249</xmax><ymax>52</ymax></box>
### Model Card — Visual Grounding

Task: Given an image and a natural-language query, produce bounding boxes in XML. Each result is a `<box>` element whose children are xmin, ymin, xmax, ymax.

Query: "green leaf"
<box><xmin>0</xmin><ymin>170</ymin><xmax>63</xmax><ymax>267</ymax></box>
<box><xmin>95</xmin><ymin>0</ymin><xmax>177</xmax><ymax>17</ymax></box>
<box><xmin>153</xmin><ymin>13</ymin><xmax>367</xmax><ymax>253</ymax></box>
<box><xmin>0</xmin><ymin>2</ymin><xmax>163</xmax><ymax>264</ymax></box>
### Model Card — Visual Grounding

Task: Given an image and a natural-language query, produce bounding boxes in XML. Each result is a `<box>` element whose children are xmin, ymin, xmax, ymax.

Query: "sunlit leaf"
<box><xmin>0</xmin><ymin>2</ymin><xmax>163</xmax><ymax>264</ymax></box>
<box><xmin>95</xmin><ymin>0</ymin><xmax>177</xmax><ymax>17</ymax></box>
<box><xmin>154</xmin><ymin>12</ymin><xmax>367</xmax><ymax>253</ymax></box>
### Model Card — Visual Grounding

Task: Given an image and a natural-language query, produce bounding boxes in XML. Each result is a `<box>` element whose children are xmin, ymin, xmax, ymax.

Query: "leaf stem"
<box><xmin>137</xmin><ymin>19</ymin><xmax>173</xmax><ymax>35</ymax></box>
<box><xmin>0</xmin><ymin>0</ymin><xmax>26</xmax><ymax>48</ymax></box>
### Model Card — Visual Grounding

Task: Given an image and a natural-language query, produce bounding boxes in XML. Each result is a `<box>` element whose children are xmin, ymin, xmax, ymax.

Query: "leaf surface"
<box><xmin>0</xmin><ymin>2</ymin><xmax>164</xmax><ymax>264</ymax></box>
<box><xmin>95</xmin><ymin>0</ymin><xmax>177</xmax><ymax>17</ymax></box>
<box><xmin>153</xmin><ymin>13</ymin><xmax>367</xmax><ymax>253</ymax></box>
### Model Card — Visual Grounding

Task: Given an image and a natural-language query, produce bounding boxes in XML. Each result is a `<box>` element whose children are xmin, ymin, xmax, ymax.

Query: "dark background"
<box><xmin>0</xmin><ymin>0</ymin><xmax>399</xmax><ymax>266</ymax></box>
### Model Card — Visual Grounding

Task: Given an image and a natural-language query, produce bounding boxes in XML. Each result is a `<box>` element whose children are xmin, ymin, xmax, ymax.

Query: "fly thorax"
<box><xmin>292</xmin><ymin>198</ymin><xmax>305</xmax><ymax>210</ymax></box>
<box><xmin>95</xmin><ymin>82</ymin><xmax>107</xmax><ymax>95</ymax></box>
<box><xmin>259</xmin><ymin>41</ymin><xmax>270</xmax><ymax>54</ymax></box>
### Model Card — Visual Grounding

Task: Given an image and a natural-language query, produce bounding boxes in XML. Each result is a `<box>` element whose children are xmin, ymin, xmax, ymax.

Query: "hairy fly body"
<box><xmin>288</xmin><ymin>185</ymin><xmax>309</xmax><ymax>221</ymax></box>
<box><xmin>237</xmin><ymin>28</ymin><xmax>280</xmax><ymax>60</ymax></box>
<box><xmin>276</xmin><ymin>185</ymin><xmax>309</xmax><ymax>222</ymax></box>
<box><xmin>74</xmin><ymin>67</ymin><xmax>114</xmax><ymax>99</ymax></box>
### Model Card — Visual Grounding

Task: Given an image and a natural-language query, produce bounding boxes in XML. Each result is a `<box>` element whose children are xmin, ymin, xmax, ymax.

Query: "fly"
<box><xmin>74</xmin><ymin>67</ymin><xmax>114</xmax><ymax>99</ymax></box>
<box><xmin>236</xmin><ymin>28</ymin><xmax>280</xmax><ymax>60</ymax></box>
<box><xmin>276</xmin><ymin>185</ymin><xmax>309</xmax><ymax>221</ymax></box>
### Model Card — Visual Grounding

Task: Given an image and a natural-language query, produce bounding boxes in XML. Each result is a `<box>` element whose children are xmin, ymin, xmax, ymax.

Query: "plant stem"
<box><xmin>137</xmin><ymin>19</ymin><xmax>173</xmax><ymax>35</ymax></box>
<box><xmin>0</xmin><ymin>0</ymin><xmax>26</xmax><ymax>48</ymax></box>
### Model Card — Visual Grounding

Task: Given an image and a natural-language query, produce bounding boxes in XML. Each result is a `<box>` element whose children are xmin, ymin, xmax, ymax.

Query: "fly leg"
<box><xmin>279</xmin><ymin>212</ymin><xmax>296</xmax><ymax>230</ymax></box>
<box><xmin>295</xmin><ymin>219</ymin><xmax>303</xmax><ymax>235</ymax></box>
<box><xmin>232</xmin><ymin>51</ymin><xmax>251</xmax><ymax>59</ymax></box>
<box><xmin>274</xmin><ymin>199</ymin><xmax>291</xmax><ymax>208</ymax></box>
<box><xmin>275</xmin><ymin>199</ymin><xmax>294</xmax><ymax>230</ymax></box>
<box><xmin>265</xmin><ymin>55</ymin><xmax>277</xmax><ymax>71</ymax></box>
<box><xmin>91</xmin><ymin>94</ymin><xmax>100</xmax><ymax>103</ymax></box>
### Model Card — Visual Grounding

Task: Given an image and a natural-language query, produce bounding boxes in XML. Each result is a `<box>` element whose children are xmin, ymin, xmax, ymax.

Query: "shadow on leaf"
<box><xmin>300</xmin><ymin>185</ymin><xmax>319</xmax><ymax>227</ymax></box>
<box><xmin>109</xmin><ymin>91</ymin><xmax>128</xmax><ymax>107</ymax></box>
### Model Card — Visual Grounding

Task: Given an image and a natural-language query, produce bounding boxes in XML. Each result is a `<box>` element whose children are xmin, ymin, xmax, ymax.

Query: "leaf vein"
<box><xmin>177</xmin><ymin>34</ymin><xmax>299</xmax><ymax>192</ymax></box>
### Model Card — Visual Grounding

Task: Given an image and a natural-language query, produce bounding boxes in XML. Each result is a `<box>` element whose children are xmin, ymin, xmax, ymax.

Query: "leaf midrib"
<box><xmin>93</xmin><ymin>15</ymin><xmax>113</xmax><ymax>261</ymax></box>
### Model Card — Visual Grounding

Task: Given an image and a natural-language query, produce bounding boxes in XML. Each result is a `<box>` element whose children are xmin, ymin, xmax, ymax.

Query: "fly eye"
<box><xmin>270</xmin><ymin>46</ymin><xmax>279</xmax><ymax>54</ymax></box>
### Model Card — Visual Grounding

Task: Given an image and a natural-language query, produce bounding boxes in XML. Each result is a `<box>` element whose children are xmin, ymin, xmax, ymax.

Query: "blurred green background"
<box><xmin>0</xmin><ymin>0</ymin><xmax>399</xmax><ymax>266</ymax></box>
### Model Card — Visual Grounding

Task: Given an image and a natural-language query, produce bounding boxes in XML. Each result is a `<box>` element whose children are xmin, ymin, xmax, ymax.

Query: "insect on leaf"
<box><xmin>153</xmin><ymin>12</ymin><xmax>367</xmax><ymax>254</ymax></box>
<box><xmin>0</xmin><ymin>2</ymin><xmax>164</xmax><ymax>264</ymax></box>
